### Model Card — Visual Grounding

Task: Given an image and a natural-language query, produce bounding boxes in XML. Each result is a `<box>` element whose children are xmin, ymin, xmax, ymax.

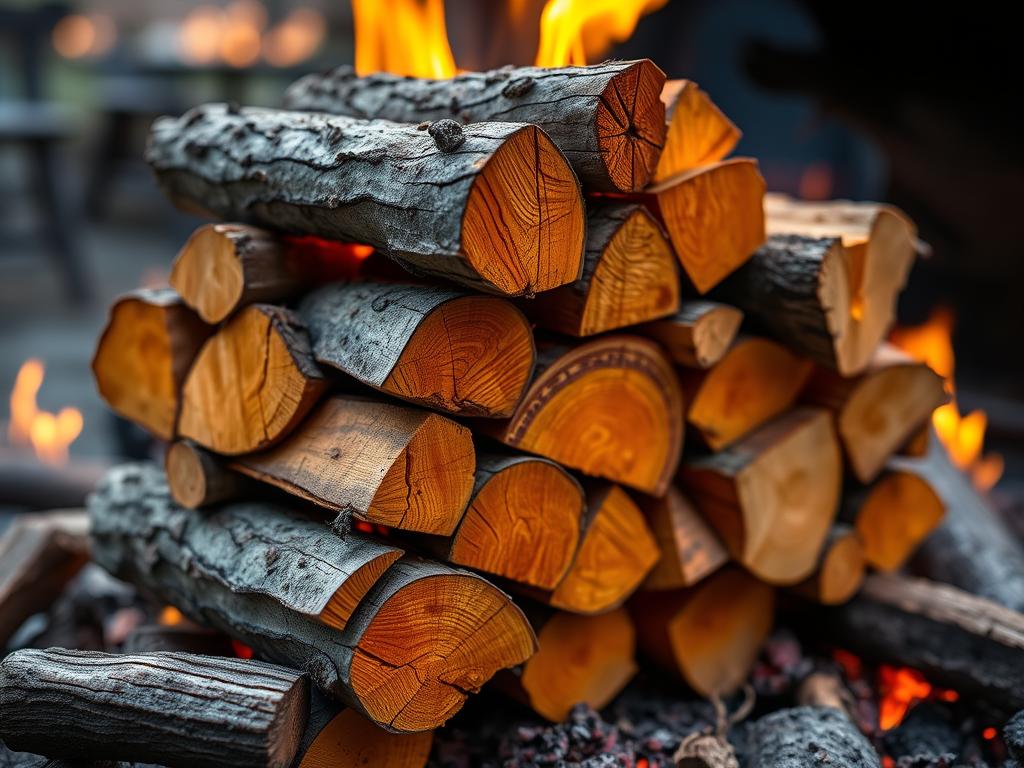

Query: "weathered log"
<box><xmin>298</xmin><ymin>282</ymin><xmax>534</xmax><ymax>418</ymax></box>
<box><xmin>803</xmin><ymin>344</ymin><xmax>947</xmax><ymax>482</ymax></box>
<box><xmin>634</xmin><ymin>300</ymin><xmax>743</xmax><ymax>369</ymax></box>
<box><xmin>524</xmin><ymin>204</ymin><xmax>679</xmax><ymax>337</ymax></box>
<box><xmin>816</xmin><ymin>573</ymin><xmax>1024</xmax><ymax>717</ymax></box>
<box><xmin>178</xmin><ymin>303</ymin><xmax>326</xmax><ymax>455</ymax></box>
<box><xmin>146</xmin><ymin>104</ymin><xmax>585</xmax><ymax>296</ymax></box>
<box><xmin>742</xmin><ymin>706</ymin><xmax>879</xmax><ymax>768</ymax></box>
<box><xmin>1007</xmin><ymin>710</ymin><xmax>1024</xmax><ymax>762</ymax></box>
<box><xmin>479</xmin><ymin>335</ymin><xmax>684</xmax><ymax>495</ymax></box>
<box><xmin>652</xmin><ymin>79</ymin><xmax>741</xmax><ymax>183</ymax></box>
<box><xmin>630</xmin><ymin>567</ymin><xmax>775</xmax><ymax>696</ymax></box>
<box><xmin>92</xmin><ymin>288</ymin><xmax>212</xmax><ymax>440</ymax></box>
<box><xmin>283</xmin><ymin>61</ymin><xmax>667</xmax><ymax>193</ymax></box>
<box><xmin>791</xmin><ymin>524</ymin><xmax>865</xmax><ymax>605</ymax></box>
<box><xmin>680</xmin><ymin>408</ymin><xmax>842</xmax><ymax>585</ymax></box>
<box><xmin>230</xmin><ymin>395</ymin><xmax>475</xmax><ymax>536</ymax></box>
<box><xmin>641</xmin><ymin>486</ymin><xmax>728</xmax><ymax>591</ymax></box>
<box><xmin>632</xmin><ymin>158</ymin><xmax>766</xmax><ymax>294</ymax></box>
<box><xmin>165</xmin><ymin>440</ymin><xmax>251</xmax><ymax>508</ymax></box>
<box><xmin>122</xmin><ymin>624</ymin><xmax>235</xmax><ymax>656</ymax></box>
<box><xmin>881</xmin><ymin>702</ymin><xmax>963</xmax><ymax>763</ymax></box>
<box><xmin>89</xmin><ymin>463</ymin><xmax>535</xmax><ymax>732</ymax></box>
<box><xmin>0</xmin><ymin>510</ymin><xmax>89</xmax><ymax>646</ymax></box>
<box><xmin>679</xmin><ymin>336</ymin><xmax>813</xmax><ymax>451</ymax></box>
<box><xmin>0</xmin><ymin>648</ymin><xmax>309</xmax><ymax>768</ymax></box>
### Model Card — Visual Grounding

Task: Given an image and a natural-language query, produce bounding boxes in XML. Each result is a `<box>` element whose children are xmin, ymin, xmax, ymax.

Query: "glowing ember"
<box><xmin>832</xmin><ymin>648</ymin><xmax>863</xmax><ymax>680</ymax></box>
<box><xmin>158</xmin><ymin>605</ymin><xmax>184</xmax><ymax>626</ymax></box>
<box><xmin>891</xmin><ymin>308</ymin><xmax>1003</xmax><ymax>491</ymax></box>
<box><xmin>982</xmin><ymin>726</ymin><xmax>997</xmax><ymax>740</ymax></box>
<box><xmin>7</xmin><ymin>359</ymin><xmax>83</xmax><ymax>467</ymax></box>
<box><xmin>352</xmin><ymin>0</ymin><xmax>457</xmax><ymax>78</ymax></box>
<box><xmin>535</xmin><ymin>0</ymin><xmax>667</xmax><ymax>67</ymax></box>
<box><xmin>877</xmin><ymin>666</ymin><xmax>932</xmax><ymax>731</ymax></box>
<box><xmin>231</xmin><ymin>640</ymin><xmax>255</xmax><ymax>659</ymax></box>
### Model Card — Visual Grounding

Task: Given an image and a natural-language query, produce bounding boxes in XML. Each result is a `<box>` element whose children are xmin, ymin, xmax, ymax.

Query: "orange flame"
<box><xmin>535</xmin><ymin>0</ymin><xmax>667</xmax><ymax>67</ymax></box>
<box><xmin>8</xmin><ymin>360</ymin><xmax>83</xmax><ymax>466</ymax></box>
<box><xmin>878</xmin><ymin>666</ymin><xmax>932</xmax><ymax>730</ymax></box>
<box><xmin>158</xmin><ymin>605</ymin><xmax>184</xmax><ymax>626</ymax></box>
<box><xmin>890</xmin><ymin>308</ymin><xmax>1003</xmax><ymax>491</ymax></box>
<box><xmin>352</xmin><ymin>0</ymin><xmax>456</xmax><ymax>78</ymax></box>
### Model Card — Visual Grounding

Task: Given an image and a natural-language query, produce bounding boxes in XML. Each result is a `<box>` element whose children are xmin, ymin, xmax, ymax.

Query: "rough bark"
<box><xmin>743</xmin><ymin>706</ymin><xmax>879</xmax><ymax>768</ymax></box>
<box><xmin>1007</xmin><ymin>710</ymin><xmax>1024</xmax><ymax>761</ymax></box>
<box><xmin>146</xmin><ymin>103</ymin><xmax>585</xmax><ymax>296</ymax></box>
<box><xmin>0</xmin><ymin>648</ymin><xmax>308</xmax><ymax>768</ymax></box>
<box><xmin>283</xmin><ymin>60</ymin><xmax>668</xmax><ymax>193</ymax></box>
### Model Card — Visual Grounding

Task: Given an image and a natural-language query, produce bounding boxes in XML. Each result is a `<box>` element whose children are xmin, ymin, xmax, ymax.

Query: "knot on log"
<box><xmin>502</xmin><ymin>76</ymin><xmax>535</xmax><ymax>98</ymax></box>
<box><xmin>428</xmin><ymin>119</ymin><xmax>465</xmax><ymax>152</ymax></box>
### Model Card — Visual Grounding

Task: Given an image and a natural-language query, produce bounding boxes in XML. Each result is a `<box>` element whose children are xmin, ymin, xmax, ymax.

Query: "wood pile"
<box><xmin>7</xmin><ymin>56</ymin><xmax>995</xmax><ymax>767</ymax></box>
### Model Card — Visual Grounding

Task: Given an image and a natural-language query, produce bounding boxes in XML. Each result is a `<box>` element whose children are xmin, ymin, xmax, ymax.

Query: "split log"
<box><xmin>498</xmin><ymin>607</ymin><xmax>637</xmax><ymax>722</ymax></box>
<box><xmin>230</xmin><ymin>395</ymin><xmax>475</xmax><ymax>536</ymax></box>
<box><xmin>680</xmin><ymin>408</ymin><xmax>842</xmax><ymax>585</ymax></box>
<box><xmin>641</xmin><ymin>486</ymin><xmax>728</xmax><ymax>591</ymax></box>
<box><xmin>524</xmin><ymin>204</ymin><xmax>679</xmax><ymax>337</ymax></box>
<box><xmin>630</xmin><ymin>567</ymin><xmax>775</xmax><ymax>696</ymax></box>
<box><xmin>791</xmin><ymin>525</ymin><xmax>865</xmax><ymax>605</ymax></box>
<box><xmin>298</xmin><ymin>282</ymin><xmax>534</xmax><ymax>418</ymax></box>
<box><xmin>0</xmin><ymin>510</ymin><xmax>89</xmax><ymax>646</ymax></box>
<box><xmin>0</xmin><ymin>648</ymin><xmax>308</xmax><ymax>768</ymax></box>
<box><xmin>816</xmin><ymin>573</ymin><xmax>1024</xmax><ymax>717</ymax></box>
<box><xmin>632</xmin><ymin>158</ymin><xmax>766</xmax><ymax>294</ymax></box>
<box><xmin>431</xmin><ymin>452</ymin><xmax>585</xmax><ymax>590</ymax></box>
<box><xmin>634</xmin><ymin>300</ymin><xmax>743</xmax><ymax>369</ymax></box>
<box><xmin>283</xmin><ymin>61</ymin><xmax>668</xmax><ymax>193</ymax></box>
<box><xmin>165</xmin><ymin>440</ymin><xmax>251</xmax><ymax>508</ymax></box>
<box><xmin>680</xmin><ymin>336</ymin><xmax>813</xmax><ymax>451</ymax></box>
<box><xmin>652</xmin><ymin>79</ymin><xmax>741</xmax><ymax>183</ymax></box>
<box><xmin>178</xmin><ymin>304</ymin><xmax>327</xmax><ymax>455</ymax></box>
<box><xmin>479</xmin><ymin>335</ymin><xmax>684</xmax><ymax>495</ymax></box>
<box><xmin>92</xmin><ymin>288</ymin><xmax>212</xmax><ymax>440</ymax></box>
<box><xmin>122</xmin><ymin>624</ymin><xmax>235</xmax><ymax>656</ymax></box>
<box><xmin>803</xmin><ymin>344</ymin><xmax>947</xmax><ymax>482</ymax></box>
<box><xmin>146</xmin><ymin>104</ymin><xmax>585</xmax><ymax>296</ymax></box>
<box><xmin>742</xmin><ymin>706</ymin><xmax>879</xmax><ymax>768</ymax></box>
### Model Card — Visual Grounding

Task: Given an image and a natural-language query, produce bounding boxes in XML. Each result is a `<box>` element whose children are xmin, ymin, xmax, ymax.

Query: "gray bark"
<box><xmin>743</xmin><ymin>706</ymin><xmax>879</xmax><ymax>768</ymax></box>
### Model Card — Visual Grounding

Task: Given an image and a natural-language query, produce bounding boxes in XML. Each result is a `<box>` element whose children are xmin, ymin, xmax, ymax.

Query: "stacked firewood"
<box><xmin>7</xmin><ymin>58</ymin><xmax>1020</xmax><ymax>768</ymax></box>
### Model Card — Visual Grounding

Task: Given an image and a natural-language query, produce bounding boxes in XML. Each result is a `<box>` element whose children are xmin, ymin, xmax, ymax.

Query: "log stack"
<box><xmin>44</xmin><ymin>56</ymin><xmax>989</xmax><ymax>768</ymax></box>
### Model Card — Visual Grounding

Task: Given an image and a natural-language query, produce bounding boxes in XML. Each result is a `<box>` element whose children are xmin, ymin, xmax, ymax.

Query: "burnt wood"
<box><xmin>743</xmin><ymin>706</ymin><xmax>879</xmax><ymax>767</ymax></box>
<box><xmin>1006</xmin><ymin>710</ymin><xmax>1024</xmax><ymax>761</ymax></box>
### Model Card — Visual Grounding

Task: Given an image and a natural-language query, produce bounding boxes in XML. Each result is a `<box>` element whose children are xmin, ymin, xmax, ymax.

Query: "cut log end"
<box><xmin>794</xmin><ymin>525</ymin><xmax>865</xmax><ymax>605</ymax></box>
<box><xmin>857</xmin><ymin>470</ymin><xmax>945</xmax><ymax>572</ymax></box>
<box><xmin>297</xmin><ymin>708</ymin><xmax>432</xmax><ymax>768</ymax></box>
<box><xmin>637</xmin><ymin>301</ymin><xmax>744</xmax><ymax>369</ymax></box>
<box><xmin>318</xmin><ymin>550</ymin><xmax>404</xmax><ymax>631</ymax></box>
<box><xmin>165</xmin><ymin>440</ymin><xmax>247</xmax><ymax>508</ymax></box>
<box><xmin>463</xmin><ymin>124</ymin><xmax>585</xmax><ymax>296</ymax></box>
<box><xmin>642</xmin><ymin>486</ymin><xmax>728</xmax><ymax>591</ymax></box>
<box><xmin>653</xmin><ymin>79</ymin><xmax>741</xmax><ymax>183</ymax></box>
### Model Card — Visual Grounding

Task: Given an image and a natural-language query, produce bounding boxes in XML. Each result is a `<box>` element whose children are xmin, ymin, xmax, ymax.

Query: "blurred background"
<box><xmin>1</xmin><ymin>0</ymin><xmax>1021</xmax><ymax>506</ymax></box>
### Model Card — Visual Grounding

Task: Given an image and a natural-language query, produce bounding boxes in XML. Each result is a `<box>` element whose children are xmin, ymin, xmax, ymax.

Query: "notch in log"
<box><xmin>0</xmin><ymin>648</ymin><xmax>309</xmax><ymax>768</ymax></box>
<box><xmin>298</xmin><ymin>282</ymin><xmax>535</xmax><ymax>418</ymax></box>
<box><xmin>791</xmin><ymin>524</ymin><xmax>865</xmax><ymax>605</ymax></box>
<box><xmin>635</xmin><ymin>300</ymin><xmax>743</xmax><ymax>369</ymax></box>
<box><xmin>803</xmin><ymin>343</ymin><xmax>947</xmax><ymax>482</ymax></box>
<box><xmin>92</xmin><ymin>288</ymin><xmax>212</xmax><ymax>440</ymax></box>
<box><xmin>524</xmin><ymin>204</ymin><xmax>679</xmax><ymax>337</ymax></box>
<box><xmin>743</xmin><ymin>706</ymin><xmax>879</xmax><ymax>768</ymax></box>
<box><xmin>178</xmin><ymin>304</ymin><xmax>327</xmax><ymax>455</ymax></box>
<box><xmin>681</xmin><ymin>407</ymin><xmax>842</xmax><ymax>585</ymax></box>
<box><xmin>640</xmin><ymin>486</ymin><xmax>728</xmax><ymax>591</ymax></box>
<box><xmin>479</xmin><ymin>335</ymin><xmax>684</xmax><ymax>495</ymax></box>
<box><xmin>652</xmin><ymin>79</ymin><xmax>741</xmax><ymax>183</ymax></box>
<box><xmin>283</xmin><ymin>60</ymin><xmax>668</xmax><ymax>193</ymax></box>
<box><xmin>629</xmin><ymin>567</ymin><xmax>775</xmax><ymax>696</ymax></box>
<box><xmin>230</xmin><ymin>395</ymin><xmax>475</xmax><ymax>536</ymax></box>
<box><xmin>632</xmin><ymin>158</ymin><xmax>766</xmax><ymax>294</ymax></box>
<box><xmin>680</xmin><ymin>336</ymin><xmax>813</xmax><ymax>451</ymax></box>
<box><xmin>89</xmin><ymin>464</ymin><xmax>536</xmax><ymax>732</ymax></box>
<box><xmin>146</xmin><ymin>104</ymin><xmax>586</xmax><ymax>296</ymax></box>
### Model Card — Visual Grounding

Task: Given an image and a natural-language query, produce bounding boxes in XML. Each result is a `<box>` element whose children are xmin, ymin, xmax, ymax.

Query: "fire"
<box><xmin>352</xmin><ymin>0</ymin><xmax>456</xmax><ymax>78</ymax></box>
<box><xmin>7</xmin><ymin>359</ymin><xmax>83</xmax><ymax>466</ymax></box>
<box><xmin>535</xmin><ymin>0</ymin><xmax>667</xmax><ymax>67</ymax></box>
<box><xmin>877</xmin><ymin>666</ymin><xmax>931</xmax><ymax>730</ymax></box>
<box><xmin>890</xmin><ymin>308</ymin><xmax>1003</xmax><ymax>491</ymax></box>
<box><xmin>158</xmin><ymin>605</ymin><xmax>184</xmax><ymax>626</ymax></box>
<box><xmin>179</xmin><ymin>3</ymin><xmax>324</xmax><ymax>68</ymax></box>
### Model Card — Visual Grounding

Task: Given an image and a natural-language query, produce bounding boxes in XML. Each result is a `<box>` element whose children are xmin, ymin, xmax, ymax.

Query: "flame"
<box><xmin>352</xmin><ymin>0</ymin><xmax>456</xmax><ymax>78</ymax></box>
<box><xmin>535</xmin><ymin>0</ymin><xmax>666</xmax><ymax>67</ymax></box>
<box><xmin>878</xmin><ymin>666</ymin><xmax>932</xmax><ymax>730</ymax></box>
<box><xmin>158</xmin><ymin>606</ymin><xmax>184</xmax><ymax>626</ymax></box>
<box><xmin>8</xmin><ymin>360</ymin><xmax>83</xmax><ymax>466</ymax></box>
<box><xmin>891</xmin><ymin>308</ymin><xmax>1003</xmax><ymax>491</ymax></box>
<box><xmin>52</xmin><ymin>13</ymin><xmax>117</xmax><ymax>60</ymax></box>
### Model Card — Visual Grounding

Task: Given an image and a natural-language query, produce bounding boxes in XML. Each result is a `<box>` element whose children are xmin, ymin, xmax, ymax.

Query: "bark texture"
<box><xmin>743</xmin><ymin>706</ymin><xmax>879</xmax><ymax>768</ymax></box>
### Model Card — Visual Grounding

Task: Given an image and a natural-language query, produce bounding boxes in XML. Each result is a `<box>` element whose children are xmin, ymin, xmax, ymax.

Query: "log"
<box><xmin>433</xmin><ymin>452</ymin><xmax>585</xmax><ymax>590</ymax></box>
<box><xmin>679</xmin><ymin>336</ymin><xmax>813</xmax><ymax>451</ymax></box>
<box><xmin>881</xmin><ymin>703</ymin><xmax>963</xmax><ymax>763</ymax></box>
<box><xmin>640</xmin><ymin>486</ymin><xmax>728</xmax><ymax>591</ymax></box>
<box><xmin>802</xmin><ymin>343</ymin><xmax>947</xmax><ymax>482</ymax></box>
<box><xmin>178</xmin><ymin>304</ymin><xmax>327</xmax><ymax>455</ymax></box>
<box><xmin>652</xmin><ymin>79</ymin><xmax>741</xmax><ymax>183</ymax></box>
<box><xmin>283</xmin><ymin>60</ymin><xmax>668</xmax><ymax>193</ymax></box>
<box><xmin>791</xmin><ymin>524</ymin><xmax>865</xmax><ymax>605</ymax></box>
<box><xmin>1007</xmin><ymin>711</ymin><xmax>1024</xmax><ymax>762</ymax></box>
<box><xmin>629</xmin><ymin>567</ymin><xmax>775</xmax><ymax>696</ymax></box>
<box><xmin>146</xmin><ymin>104</ymin><xmax>585</xmax><ymax>296</ymax></box>
<box><xmin>165</xmin><ymin>440</ymin><xmax>251</xmax><ymax>508</ymax></box>
<box><xmin>0</xmin><ymin>510</ymin><xmax>89</xmax><ymax>646</ymax></box>
<box><xmin>298</xmin><ymin>282</ymin><xmax>534</xmax><ymax>418</ymax></box>
<box><xmin>479</xmin><ymin>335</ymin><xmax>684</xmax><ymax>495</ymax></box>
<box><xmin>634</xmin><ymin>300</ymin><xmax>743</xmax><ymax>369</ymax></box>
<box><xmin>92</xmin><ymin>288</ymin><xmax>212</xmax><ymax>440</ymax></box>
<box><xmin>122</xmin><ymin>624</ymin><xmax>235</xmax><ymax>656</ymax></box>
<box><xmin>680</xmin><ymin>407</ymin><xmax>842</xmax><ymax>585</ymax></box>
<box><xmin>0</xmin><ymin>648</ymin><xmax>308</xmax><ymax>768</ymax></box>
<box><xmin>742</xmin><ymin>706</ymin><xmax>879</xmax><ymax>768</ymax></box>
<box><xmin>524</xmin><ymin>204</ymin><xmax>679</xmax><ymax>337</ymax></box>
<box><xmin>816</xmin><ymin>573</ymin><xmax>1024</xmax><ymax>717</ymax></box>
<box><xmin>230</xmin><ymin>395</ymin><xmax>475</xmax><ymax>536</ymax></box>
<box><xmin>632</xmin><ymin>158</ymin><xmax>766</xmax><ymax>294</ymax></box>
